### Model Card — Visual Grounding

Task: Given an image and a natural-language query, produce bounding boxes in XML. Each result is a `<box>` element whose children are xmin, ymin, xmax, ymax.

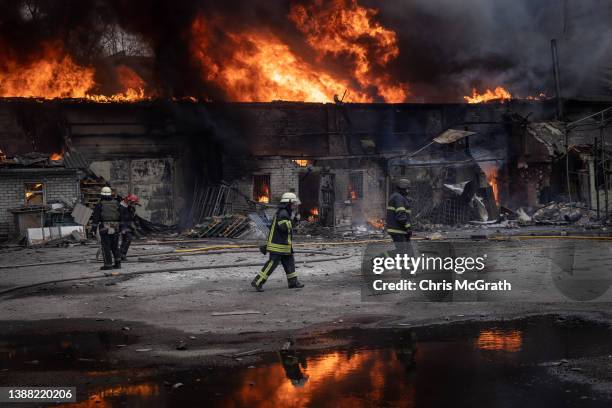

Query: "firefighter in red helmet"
<box><xmin>119</xmin><ymin>194</ymin><xmax>140</xmax><ymax>260</ymax></box>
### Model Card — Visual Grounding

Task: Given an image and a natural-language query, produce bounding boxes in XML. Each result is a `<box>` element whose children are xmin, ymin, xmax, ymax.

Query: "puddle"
<box><xmin>0</xmin><ymin>328</ymin><xmax>136</xmax><ymax>371</ymax></box>
<box><xmin>1</xmin><ymin>315</ymin><xmax>612</xmax><ymax>407</ymax></box>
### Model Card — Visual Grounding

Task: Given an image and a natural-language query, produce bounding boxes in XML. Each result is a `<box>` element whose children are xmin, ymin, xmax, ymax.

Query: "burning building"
<box><xmin>1</xmin><ymin>0</ymin><xmax>612</xmax><ymax>240</ymax></box>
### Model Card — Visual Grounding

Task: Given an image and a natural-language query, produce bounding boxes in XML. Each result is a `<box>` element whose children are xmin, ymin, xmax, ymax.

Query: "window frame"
<box><xmin>253</xmin><ymin>174</ymin><xmax>271</xmax><ymax>203</ymax></box>
<box><xmin>24</xmin><ymin>182</ymin><xmax>46</xmax><ymax>206</ymax></box>
<box><xmin>348</xmin><ymin>171</ymin><xmax>364</xmax><ymax>200</ymax></box>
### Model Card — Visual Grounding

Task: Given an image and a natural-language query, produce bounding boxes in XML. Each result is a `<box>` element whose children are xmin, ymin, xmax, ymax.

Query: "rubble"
<box><xmin>186</xmin><ymin>215</ymin><xmax>252</xmax><ymax>239</ymax></box>
<box><xmin>532</xmin><ymin>202</ymin><xmax>599</xmax><ymax>226</ymax></box>
<box><xmin>295</xmin><ymin>222</ymin><xmax>385</xmax><ymax>239</ymax></box>
<box><xmin>516</xmin><ymin>208</ymin><xmax>532</xmax><ymax>224</ymax></box>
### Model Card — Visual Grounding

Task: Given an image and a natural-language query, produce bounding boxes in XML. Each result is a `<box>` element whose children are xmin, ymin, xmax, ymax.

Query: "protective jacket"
<box><xmin>120</xmin><ymin>202</ymin><xmax>137</xmax><ymax>231</ymax></box>
<box><xmin>92</xmin><ymin>198</ymin><xmax>129</xmax><ymax>230</ymax></box>
<box><xmin>266</xmin><ymin>207</ymin><xmax>293</xmax><ymax>254</ymax></box>
<box><xmin>386</xmin><ymin>191</ymin><xmax>412</xmax><ymax>235</ymax></box>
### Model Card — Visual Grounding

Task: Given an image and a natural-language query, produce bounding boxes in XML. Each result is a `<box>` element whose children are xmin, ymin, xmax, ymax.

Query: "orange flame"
<box><xmin>481</xmin><ymin>165</ymin><xmax>500</xmax><ymax>205</ymax></box>
<box><xmin>50</xmin><ymin>152</ymin><xmax>63</xmax><ymax>161</ymax></box>
<box><xmin>0</xmin><ymin>42</ymin><xmax>150</xmax><ymax>102</ymax></box>
<box><xmin>307</xmin><ymin>207</ymin><xmax>319</xmax><ymax>222</ymax></box>
<box><xmin>464</xmin><ymin>86</ymin><xmax>512</xmax><ymax>104</ymax></box>
<box><xmin>228</xmin><ymin>349</ymin><xmax>415</xmax><ymax>407</ymax></box>
<box><xmin>476</xmin><ymin>329</ymin><xmax>522</xmax><ymax>352</ymax></box>
<box><xmin>63</xmin><ymin>383</ymin><xmax>159</xmax><ymax>408</ymax></box>
<box><xmin>368</xmin><ymin>218</ymin><xmax>385</xmax><ymax>230</ymax></box>
<box><xmin>257</xmin><ymin>183</ymin><xmax>270</xmax><ymax>203</ymax></box>
<box><xmin>190</xmin><ymin>0</ymin><xmax>407</xmax><ymax>103</ymax></box>
<box><xmin>293</xmin><ymin>159</ymin><xmax>310</xmax><ymax>167</ymax></box>
<box><xmin>0</xmin><ymin>42</ymin><xmax>95</xmax><ymax>99</ymax></box>
<box><xmin>289</xmin><ymin>0</ymin><xmax>408</xmax><ymax>102</ymax></box>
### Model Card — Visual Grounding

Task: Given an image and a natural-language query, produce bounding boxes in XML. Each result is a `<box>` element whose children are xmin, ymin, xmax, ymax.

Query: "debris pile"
<box><xmin>80</xmin><ymin>176</ymin><xmax>109</xmax><ymax>208</ymax></box>
<box><xmin>296</xmin><ymin>222</ymin><xmax>385</xmax><ymax>239</ymax></box>
<box><xmin>531</xmin><ymin>202</ymin><xmax>598</xmax><ymax>226</ymax></box>
<box><xmin>0</xmin><ymin>151</ymin><xmax>65</xmax><ymax>168</ymax></box>
<box><xmin>187</xmin><ymin>183</ymin><xmax>234</xmax><ymax>226</ymax></box>
<box><xmin>186</xmin><ymin>215</ymin><xmax>252</xmax><ymax>238</ymax></box>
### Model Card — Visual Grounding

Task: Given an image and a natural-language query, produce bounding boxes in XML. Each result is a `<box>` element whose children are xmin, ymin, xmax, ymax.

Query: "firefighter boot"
<box><xmin>288</xmin><ymin>277</ymin><xmax>304</xmax><ymax>289</ymax></box>
<box><xmin>113</xmin><ymin>261</ymin><xmax>121</xmax><ymax>269</ymax></box>
<box><xmin>250</xmin><ymin>277</ymin><xmax>264</xmax><ymax>292</ymax></box>
<box><xmin>100</xmin><ymin>265</ymin><xmax>113</xmax><ymax>271</ymax></box>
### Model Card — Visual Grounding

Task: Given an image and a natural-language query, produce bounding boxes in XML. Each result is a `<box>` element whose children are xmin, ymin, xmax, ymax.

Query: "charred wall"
<box><xmin>2</xmin><ymin>97</ymin><xmax>600</xmax><ymax>229</ymax></box>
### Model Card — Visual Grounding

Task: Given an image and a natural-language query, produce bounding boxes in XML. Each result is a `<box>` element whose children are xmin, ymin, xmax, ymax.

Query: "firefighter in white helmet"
<box><xmin>91</xmin><ymin>186</ymin><xmax>127</xmax><ymax>270</ymax></box>
<box><xmin>251</xmin><ymin>192</ymin><xmax>304</xmax><ymax>291</ymax></box>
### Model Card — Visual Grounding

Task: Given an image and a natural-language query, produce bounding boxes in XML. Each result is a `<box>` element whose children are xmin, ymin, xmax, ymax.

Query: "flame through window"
<box><xmin>24</xmin><ymin>182</ymin><xmax>44</xmax><ymax>206</ymax></box>
<box><xmin>349</xmin><ymin>171</ymin><xmax>363</xmax><ymax>200</ymax></box>
<box><xmin>253</xmin><ymin>175</ymin><xmax>271</xmax><ymax>203</ymax></box>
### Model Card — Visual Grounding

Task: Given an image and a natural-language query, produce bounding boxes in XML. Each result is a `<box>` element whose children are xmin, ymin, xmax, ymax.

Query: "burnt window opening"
<box><xmin>253</xmin><ymin>175</ymin><xmax>271</xmax><ymax>203</ymax></box>
<box><xmin>349</xmin><ymin>171</ymin><xmax>364</xmax><ymax>200</ymax></box>
<box><xmin>25</xmin><ymin>182</ymin><xmax>45</xmax><ymax>206</ymax></box>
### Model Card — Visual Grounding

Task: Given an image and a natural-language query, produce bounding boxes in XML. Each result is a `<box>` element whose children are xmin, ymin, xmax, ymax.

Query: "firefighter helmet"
<box><xmin>125</xmin><ymin>194</ymin><xmax>140</xmax><ymax>205</ymax></box>
<box><xmin>396</xmin><ymin>179</ymin><xmax>410</xmax><ymax>190</ymax></box>
<box><xmin>280</xmin><ymin>192</ymin><xmax>301</xmax><ymax>204</ymax></box>
<box><xmin>101</xmin><ymin>186</ymin><xmax>112</xmax><ymax>196</ymax></box>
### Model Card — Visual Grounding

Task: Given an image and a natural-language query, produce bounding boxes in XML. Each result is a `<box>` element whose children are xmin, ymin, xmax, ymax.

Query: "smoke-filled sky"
<box><xmin>0</xmin><ymin>0</ymin><xmax>610</xmax><ymax>102</ymax></box>
<box><xmin>374</xmin><ymin>0</ymin><xmax>612</xmax><ymax>101</ymax></box>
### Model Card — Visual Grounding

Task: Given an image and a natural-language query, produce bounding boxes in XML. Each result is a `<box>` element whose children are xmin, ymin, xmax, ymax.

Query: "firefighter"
<box><xmin>386</xmin><ymin>179</ymin><xmax>413</xmax><ymax>247</ymax></box>
<box><xmin>278</xmin><ymin>350</ymin><xmax>309</xmax><ymax>387</ymax></box>
<box><xmin>91</xmin><ymin>187</ymin><xmax>125</xmax><ymax>270</ymax></box>
<box><xmin>251</xmin><ymin>192</ymin><xmax>304</xmax><ymax>292</ymax></box>
<box><xmin>119</xmin><ymin>194</ymin><xmax>140</xmax><ymax>261</ymax></box>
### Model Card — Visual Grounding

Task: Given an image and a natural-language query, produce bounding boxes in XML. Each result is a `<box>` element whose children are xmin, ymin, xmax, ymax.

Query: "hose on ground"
<box><xmin>175</xmin><ymin>239</ymin><xmax>392</xmax><ymax>254</ymax></box>
<box><xmin>490</xmin><ymin>235</ymin><xmax>612</xmax><ymax>241</ymax></box>
<box><xmin>0</xmin><ymin>255</ymin><xmax>353</xmax><ymax>298</ymax></box>
<box><xmin>0</xmin><ymin>249</ymin><xmax>346</xmax><ymax>269</ymax></box>
<box><xmin>0</xmin><ymin>259</ymin><xmax>84</xmax><ymax>270</ymax></box>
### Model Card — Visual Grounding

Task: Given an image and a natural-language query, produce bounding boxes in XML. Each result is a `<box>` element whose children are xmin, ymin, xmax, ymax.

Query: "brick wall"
<box><xmin>89</xmin><ymin>158</ymin><xmax>177</xmax><ymax>225</ymax></box>
<box><xmin>224</xmin><ymin>156</ymin><xmax>386</xmax><ymax>224</ymax></box>
<box><xmin>0</xmin><ymin>171</ymin><xmax>80</xmax><ymax>237</ymax></box>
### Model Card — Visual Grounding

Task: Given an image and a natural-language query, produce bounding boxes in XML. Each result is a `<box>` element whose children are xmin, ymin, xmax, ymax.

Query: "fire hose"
<box><xmin>0</xmin><ymin>255</ymin><xmax>352</xmax><ymax>297</ymax></box>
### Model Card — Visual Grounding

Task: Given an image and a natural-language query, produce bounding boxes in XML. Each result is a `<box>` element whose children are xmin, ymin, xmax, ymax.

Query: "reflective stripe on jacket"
<box><xmin>266</xmin><ymin>207</ymin><xmax>293</xmax><ymax>254</ymax></box>
<box><xmin>385</xmin><ymin>192</ymin><xmax>412</xmax><ymax>235</ymax></box>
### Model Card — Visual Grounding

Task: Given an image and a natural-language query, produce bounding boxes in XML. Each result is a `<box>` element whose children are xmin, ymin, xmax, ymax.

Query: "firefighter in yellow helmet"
<box><xmin>251</xmin><ymin>192</ymin><xmax>304</xmax><ymax>292</ymax></box>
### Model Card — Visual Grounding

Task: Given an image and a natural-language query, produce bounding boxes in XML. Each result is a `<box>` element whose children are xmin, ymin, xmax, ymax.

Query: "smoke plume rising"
<box><xmin>0</xmin><ymin>0</ymin><xmax>610</xmax><ymax>102</ymax></box>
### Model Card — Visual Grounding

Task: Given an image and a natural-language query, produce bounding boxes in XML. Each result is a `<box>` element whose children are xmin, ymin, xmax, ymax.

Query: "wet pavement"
<box><xmin>1</xmin><ymin>315</ymin><xmax>611</xmax><ymax>407</ymax></box>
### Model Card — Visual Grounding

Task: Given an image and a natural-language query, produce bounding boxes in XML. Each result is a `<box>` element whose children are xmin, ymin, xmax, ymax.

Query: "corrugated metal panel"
<box><xmin>63</xmin><ymin>149</ymin><xmax>89</xmax><ymax>169</ymax></box>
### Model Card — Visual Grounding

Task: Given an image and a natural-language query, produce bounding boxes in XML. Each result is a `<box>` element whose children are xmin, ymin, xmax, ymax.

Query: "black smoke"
<box><xmin>0</xmin><ymin>0</ymin><xmax>610</xmax><ymax>102</ymax></box>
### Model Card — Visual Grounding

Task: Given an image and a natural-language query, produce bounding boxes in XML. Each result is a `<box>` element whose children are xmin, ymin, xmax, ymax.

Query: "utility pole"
<box><xmin>551</xmin><ymin>39</ymin><xmax>564</xmax><ymax>120</ymax></box>
<box><xmin>602</xmin><ymin>112</ymin><xmax>609</xmax><ymax>219</ymax></box>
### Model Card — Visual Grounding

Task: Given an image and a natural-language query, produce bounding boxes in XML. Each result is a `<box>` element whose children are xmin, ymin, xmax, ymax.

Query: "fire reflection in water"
<box><xmin>223</xmin><ymin>345</ymin><xmax>417</xmax><ymax>408</ymax></box>
<box><xmin>63</xmin><ymin>384</ymin><xmax>159</xmax><ymax>408</ymax></box>
<box><xmin>476</xmin><ymin>329</ymin><xmax>523</xmax><ymax>353</ymax></box>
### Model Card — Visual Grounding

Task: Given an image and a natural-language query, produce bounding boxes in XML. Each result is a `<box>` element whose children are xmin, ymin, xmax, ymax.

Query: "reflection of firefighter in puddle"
<box><xmin>278</xmin><ymin>350</ymin><xmax>309</xmax><ymax>387</ymax></box>
<box><xmin>394</xmin><ymin>331</ymin><xmax>418</xmax><ymax>372</ymax></box>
